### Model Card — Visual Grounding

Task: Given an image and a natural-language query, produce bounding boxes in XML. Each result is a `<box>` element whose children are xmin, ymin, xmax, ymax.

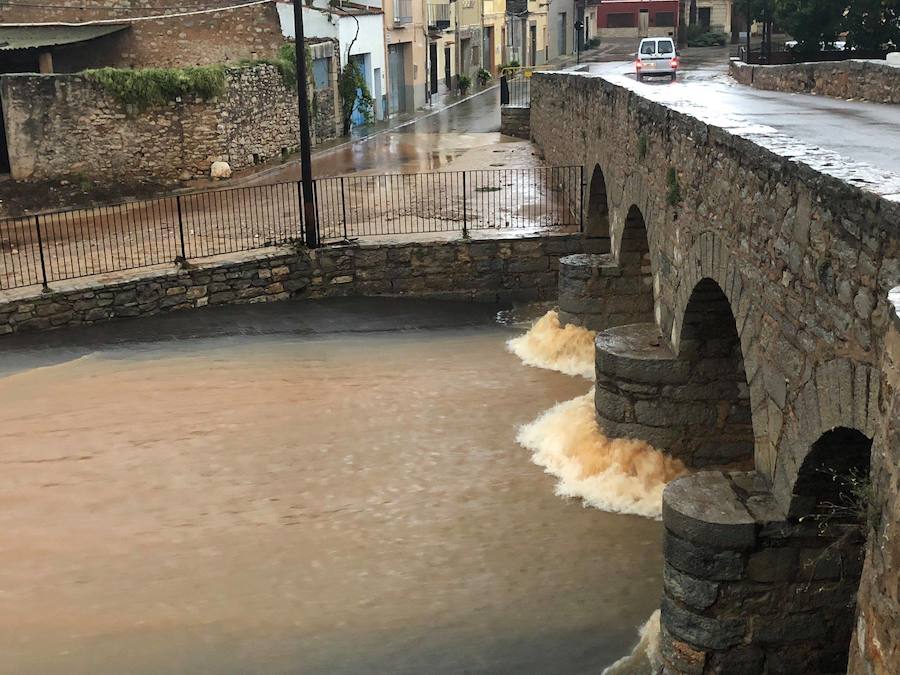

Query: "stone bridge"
<box><xmin>531</xmin><ymin>71</ymin><xmax>899</xmax><ymax>675</ymax></box>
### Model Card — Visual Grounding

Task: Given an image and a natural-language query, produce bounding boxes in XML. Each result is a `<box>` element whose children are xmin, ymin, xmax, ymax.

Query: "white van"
<box><xmin>635</xmin><ymin>37</ymin><xmax>678</xmax><ymax>82</ymax></box>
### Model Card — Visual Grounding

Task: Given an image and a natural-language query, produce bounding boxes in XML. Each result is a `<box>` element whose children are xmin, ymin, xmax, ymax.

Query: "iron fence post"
<box><xmin>34</xmin><ymin>215</ymin><xmax>49</xmax><ymax>292</ymax></box>
<box><xmin>313</xmin><ymin>179</ymin><xmax>321</xmax><ymax>244</ymax></box>
<box><xmin>580</xmin><ymin>165</ymin><xmax>585</xmax><ymax>233</ymax></box>
<box><xmin>175</xmin><ymin>195</ymin><xmax>187</xmax><ymax>263</ymax></box>
<box><xmin>296</xmin><ymin>181</ymin><xmax>304</xmax><ymax>242</ymax></box>
<box><xmin>340</xmin><ymin>176</ymin><xmax>348</xmax><ymax>240</ymax></box>
<box><xmin>462</xmin><ymin>171</ymin><xmax>468</xmax><ymax>238</ymax></box>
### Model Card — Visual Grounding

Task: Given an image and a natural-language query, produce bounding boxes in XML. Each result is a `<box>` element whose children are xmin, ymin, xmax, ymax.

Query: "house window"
<box><xmin>655</xmin><ymin>12</ymin><xmax>675</xmax><ymax>27</ymax></box>
<box><xmin>606</xmin><ymin>13</ymin><xmax>635</xmax><ymax>28</ymax></box>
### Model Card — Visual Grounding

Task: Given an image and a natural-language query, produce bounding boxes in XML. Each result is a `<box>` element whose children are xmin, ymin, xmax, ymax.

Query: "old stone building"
<box><xmin>0</xmin><ymin>0</ymin><xmax>287</xmax><ymax>69</ymax></box>
<box><xmin>0</xmin><ymin>2</ymin><xmax>344</xmax><ymax>185</ymax></box>
<box><xmin>1</xmin><ymin>39</ymin><xmax>341</xmax><ymax>183</ymax></box>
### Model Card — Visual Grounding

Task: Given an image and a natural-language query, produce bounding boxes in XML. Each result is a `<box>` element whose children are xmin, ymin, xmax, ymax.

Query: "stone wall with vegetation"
<box><xmin>0</xmin><ymin>234</ymin><xmax>581</xmax><ymax>335</ymax></box>
<box><xmin>531</xmin><ymin>70</ymin><xmax>900</xmax><ymax>674</ymax></box>
<box><xmin>729</xmin><ymin>58</ymin><xmax>900</xmax><ymax>104</ymax></box>
<box><xmin>0</xmin><ymin>42</ymin><xmax>340</xmax><ymax>184</ymax></box>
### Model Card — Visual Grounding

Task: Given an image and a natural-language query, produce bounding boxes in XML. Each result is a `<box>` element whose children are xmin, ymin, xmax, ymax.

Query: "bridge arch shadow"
<box><xmin>672</xmin><ymin>277</ymin><xmax>755</xmax><ymax>467</ymax></box>
<box><xmin>791</xmin><ymin>426</ymin><xmax>873</xmax><ymax>519</ymax></box>
<box><xmin>586</xmin><ymin>164</ymin><xmax>610</xmax><ymax>246</ymax></box>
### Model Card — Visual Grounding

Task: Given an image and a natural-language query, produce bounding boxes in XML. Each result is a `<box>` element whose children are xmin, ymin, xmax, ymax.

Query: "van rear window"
<box><xmin>658</xmin><ymin>40</ymin><xmax>675</xmax><ymax>55</ymax></box>
<box><xmin>640</xmin><ymin>42</ymin><xmax>656</xmax><ymax>55</ymax></box>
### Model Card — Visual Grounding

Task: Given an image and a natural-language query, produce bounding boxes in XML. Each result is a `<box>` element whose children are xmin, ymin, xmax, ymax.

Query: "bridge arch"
<box><xmin>791</xmin><ymin>426</ymin><xmax>873</xmax><ymax>518</ymax></box>
<box><xmin>617</xmin><ymin>204</ymin><xmax>651</xmax><ymax>276</ymax></box>
<box><xmin>774</xmin><ymin>358</ymin><xmax>881</xmax><ymax>512</ymax></box>
<box><xmin>585</xmin><ymin>163</ymin><xmax>610</xmax><ymax>240</ymax></box>
<box><xmin>671</xmin><ymin>276</ymin><xmax>755</xmax><ymax>467</ymax></box>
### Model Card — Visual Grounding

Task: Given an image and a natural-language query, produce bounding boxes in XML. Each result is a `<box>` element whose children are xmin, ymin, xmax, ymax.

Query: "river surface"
<box><xmin>0</xmin><ymin>299</ymin><xmax>662</xmax><ymax>674</ymax></box>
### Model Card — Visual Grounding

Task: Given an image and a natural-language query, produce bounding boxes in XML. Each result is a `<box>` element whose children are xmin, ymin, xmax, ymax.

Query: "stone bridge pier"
<box><xmin>532</xmin><ymin>70</ymin><xmax>900</xmax><ymax>674</ymax></box>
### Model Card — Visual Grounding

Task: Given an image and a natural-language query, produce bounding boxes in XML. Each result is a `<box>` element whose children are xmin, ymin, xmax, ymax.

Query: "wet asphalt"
<box><xmin>585</xmin><ymin>54</ymin><xmax>900</xmax><ymax>176</ymax></box>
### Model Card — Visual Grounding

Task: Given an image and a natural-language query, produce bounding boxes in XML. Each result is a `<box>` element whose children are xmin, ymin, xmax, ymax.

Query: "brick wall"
<box><xmin>1</xmin><ymin>45</ymin><xmax>340</xmax><ymax>183</ymax></box>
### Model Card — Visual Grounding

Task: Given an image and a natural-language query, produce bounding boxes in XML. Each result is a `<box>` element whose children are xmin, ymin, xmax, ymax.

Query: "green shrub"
<box><xmin>339</xmin><ymin>60</ymin><xmax>374</xmax><ymax>134</ymax></box>
<box><xmin>687</xmin><ymin>30</ymin><xmax>728</xmax><ymax>47</ymax></box>
<box><xmin>477</xmin><ymin>68</ymin><xmax>492</xmax><ymax>86</ymax></box>
<box><xmin>638</xmin><ymin>133</ymin><xmax>648</xmax><ymax>160</ymax></box>
<box><xmin>666</xmin><ymin>167</ymin><xmax>682</xmax><ymax>206</ymax></box>
<box><xmin>84</xmin><ymin>65</ymin><xmax>226</xmax><ymax>108</ymax></box>
<box><xmin>458</xmin><ymin>74</ymin><xmax>472</xmax><ymax>93</ymax></box>
<box><xmin>586</xmin><ymin>36</ymin><xmax>602</xmax><ymax>49</ymax></box>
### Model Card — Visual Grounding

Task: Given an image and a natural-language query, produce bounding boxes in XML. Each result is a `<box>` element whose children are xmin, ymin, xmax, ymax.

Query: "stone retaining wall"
<box><xmin>500</xmin><ymin>106</ymin><xmax>530</xmax><ymax>139</ymax></box>
<box><xmin>0</xmin><ymin>235</ymin><xmax>581</xmax><ymax>335</ymax></box>
<box><xmin>729</xmin><ymin>58</ymin><xmax>900</xmax><ymax>104</ymax></box>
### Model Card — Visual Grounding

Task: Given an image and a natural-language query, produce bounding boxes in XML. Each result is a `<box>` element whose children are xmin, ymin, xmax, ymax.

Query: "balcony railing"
<box><xmin>394</xmin><ymin>0</ymin><xmax>412</xmax><ymax>24</ymax></box>
<box><xmin>427</xmin><ymin>2</ymin><xmax>451</xmax><ymax>30</ymax></box>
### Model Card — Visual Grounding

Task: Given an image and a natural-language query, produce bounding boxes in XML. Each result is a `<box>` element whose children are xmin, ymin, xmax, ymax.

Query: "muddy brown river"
<box><xmin>0</xmin><ymin>302</ymin><xmax>662</xmax><ymax>674</ymax></box>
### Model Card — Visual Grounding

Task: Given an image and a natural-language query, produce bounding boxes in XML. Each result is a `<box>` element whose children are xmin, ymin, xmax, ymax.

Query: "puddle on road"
<box><xmin>0</xmin><ymin>326</ymin><xmax>662</xmax><ymax>675</ymax></box>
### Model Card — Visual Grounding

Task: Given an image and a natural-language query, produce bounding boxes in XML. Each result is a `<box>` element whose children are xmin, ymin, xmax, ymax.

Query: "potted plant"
<box><xmin>458</xmin><ymin>74</ymin><xmax>472</xmax><ymax>95</ymax></box>
<box><xmin>477</xmin><ymin>68</ymin><xmax>491</xmax><ymax>87</ymax></box>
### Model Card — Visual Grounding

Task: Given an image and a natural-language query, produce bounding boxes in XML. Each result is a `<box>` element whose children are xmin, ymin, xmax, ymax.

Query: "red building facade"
<box><xmin>595</xmin><ymin>0</ymin><xmax>680</xmax><ymax>37</ymax></box>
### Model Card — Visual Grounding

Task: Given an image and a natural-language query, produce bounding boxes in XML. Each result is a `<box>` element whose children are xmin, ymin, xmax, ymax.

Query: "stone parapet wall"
<box><xmin>729</xmin><ymin>58</ymin><xmax>900</xmax><ymax>104</ymax></box>
<box><xmin>500</xmin><ymin>106</ymin><xmax>530</xmax><ymax>139</ymax></box>
<box><xmin>661</xmin><ymin>471</ymin><xmax>865</xmax><ymax>674</ymax></box>
<box><xmin>1</xmin><ymin>49</ymin><xmax>340</xmax><ymax>183</ymax></box>
<box><xmin>0</xmin><ymin>235</ymin><xmax>581</xmax><ymax>335</ymax></box>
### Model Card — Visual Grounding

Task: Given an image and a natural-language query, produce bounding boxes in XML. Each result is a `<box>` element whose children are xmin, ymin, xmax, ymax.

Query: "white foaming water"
<box><xmin>601</xmin><ymin>611</ymin><xmax>662</xmax><ymax>675</ymax></box>
<box><xmin>517</xmin><ymin>390</ymin><xmax>687</xmax><ymax>519</ymax></box>
<box><xmin>506</xmin><ymin>310</ymin><xmax>596</xmax><ymax>380</ymax></box>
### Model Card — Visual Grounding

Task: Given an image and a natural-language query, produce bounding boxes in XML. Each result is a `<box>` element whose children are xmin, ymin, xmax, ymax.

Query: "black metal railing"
<box><xmin>0</xmin><ymin>166</ymin><xmax>583</xmax><ymax>292</ymax></box>
<box><xmin>500</xmin><ymin>67</ymin><xmax>534</xmax><ymax>107</ymax></box>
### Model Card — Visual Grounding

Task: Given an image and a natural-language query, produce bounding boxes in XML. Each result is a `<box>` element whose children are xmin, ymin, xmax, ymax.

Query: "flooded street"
<box><xmin>0</xmin><ymin>299</ymin><xmax>662</xmax><ymax>674</ymax></box>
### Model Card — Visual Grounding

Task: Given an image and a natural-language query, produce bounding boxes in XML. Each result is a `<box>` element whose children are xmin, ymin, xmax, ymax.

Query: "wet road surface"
<box><xmin>241</xmin><ymin>88</ymin><xmax>506</xmax><ymax>185</ymax></box>
<box><xmin>0</xmin><ymin>298</ymin><xmax>662</xmax><ymax>675</ymax></box>
<box><xmin>584</xmin><ymin>55</ymin><xmax>900</xmax><ymax>178</ymax></box>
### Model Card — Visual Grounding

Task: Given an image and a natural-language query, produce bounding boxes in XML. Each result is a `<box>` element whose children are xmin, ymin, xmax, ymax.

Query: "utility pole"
<box><xmin>292</xmin><ymin>0</ymin><xmax>318</xmax><ymax>248</ymax></box>
<box><xmin>745</xmin><ymin>0</ymin><xmax>751</xmax><ymax>61</ymax></box>
<box><xmin>454</xmin><ymin>0</ymin><xmax>462</xmax><ymax>93</ymax></box>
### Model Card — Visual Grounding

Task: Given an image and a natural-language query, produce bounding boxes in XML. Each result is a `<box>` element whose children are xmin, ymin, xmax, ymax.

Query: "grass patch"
<box><xmin>666</xmin><ymin>167</ymin><xmax>682</xmax><ymax>206</ymax></box>
<box><xmin>84</xmin><ymin>65</ymin><xmax>226</xmax><ymax>108</ymax></box>
<box><xmin>638</xmin><ymin>133</ymin><xmax>648</xmax><ymax>160</ymax></box>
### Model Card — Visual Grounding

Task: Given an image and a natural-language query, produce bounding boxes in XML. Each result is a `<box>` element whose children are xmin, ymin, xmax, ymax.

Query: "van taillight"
<box><xmin>671</xmin><ymin>57</ymin><xmax>679</xmax><ymax>67</ymax></box>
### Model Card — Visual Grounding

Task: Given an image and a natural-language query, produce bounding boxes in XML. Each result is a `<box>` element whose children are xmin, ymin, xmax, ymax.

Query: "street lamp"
<box><xmin>292</xmin><ymin>0</ymin><xmax>318</xmax><ymax>248</ymax></box>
